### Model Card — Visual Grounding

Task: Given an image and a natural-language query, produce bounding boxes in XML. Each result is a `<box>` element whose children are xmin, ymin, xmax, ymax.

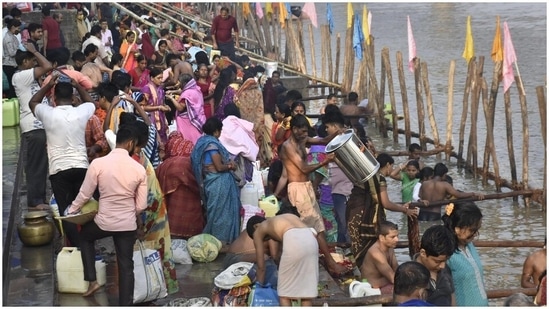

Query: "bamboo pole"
<box><xmin>273</xmin><ymin>12</ymin><xmax>281</xmax><ymax>59</ymax></box>
<box><xmin>467</xmin><ymin>57</ymin><xmax>484</xmax><ymax>178</ymax></box>
<box><xmin>393</xmin><ymin>240</ymin><xmax>544</xmax><ymax>249</ymax></box>
<box><xmin>408</xmin><ymin>190</ymin><xmax>533</xmax><ymax>209</ymax></box>
<box><xmin>364</xmin><ymin>42</ymin><xmax>383</xmax><ymax>135</ymax></box>
<box><xmin>379</xmin><ymin>48</ymin><xmax>389</xmax><ymax>139</ymax></box>
<box><xmin>484</xmin><ymin>61</ymin><xmax>503</xmax><ymax>189</ymax></box>
<box><xmin>385</xmin><ymin>146</ymin><xmax>447</xmax><ymax>158</ymax></box>
<box><xmin>421</xmin><ymin>61</ymin><xmax>440</xmax><ymax>147</ymax></box>
<box><xmin>481</xmin><ymin>78</ymin><xmax>501</xmax><ymax>191</ymax></box>
<box><xmin>296</xmin><ymin>18</ymin><xmax>307</xmax><ymax>74</ymax></box>
<box><xmin>382</xmin><ymin>48</ymin><xmax>399</xmax><ymax>143</ymax></box>
<box><xmin>446</xmin><ymin>60</ymin><xmax>456</xmax><ymax>160</ymax></box>
<box><xmin>515</xmin><ymin>75</ymin><xmax>530</xmax><ymax>207</ymax></box>
<box><xmin>458</xmin><ymin>58</ymin><xmax>475</xmax><ymax>164</ymax></box>
<box><xmin>396</xmin><ymin>52</ymin><xmax>412</xmax><ymax>147</ymax></box>
<box><xmin>504</xmin><ymin>88</ymin><xmax>518</xmax><ymax>198</ymax></box>
<box><xmin>260</xmin><ymin>13</ymin><xmax>273</xmax><ymax>56</ymax></box>
<box><xmin>246</xmin><ymin>10</ymin><xmax>268</xmax><ymax>55</ymax></box>
<box><xmin>334</xmin><ymin>33</ymin><xmax>341</xmax><ymax>84</ymax></box>
<box><xmin>341</xmin><ymin>20</ymin><xmax>354</xmax><ymax>93</ymax></box>
<box><xmin>413</xmin><ymin>58</ymin><xmax>426</xmax><ymax>149</ymax></box>
<box><xmin>357</xmin><ymin>42</ymin><xmax>368</xmax><ymax>100</ymax></box>
<box><xmin>536</xmin><ymin>85</ymin><xmax>546</xmax><ymax>209</ymax></box>
<box><xmin>308</xmin><ymin>23</ymin><xmax>317</xmax><ymax>81</ymax></box>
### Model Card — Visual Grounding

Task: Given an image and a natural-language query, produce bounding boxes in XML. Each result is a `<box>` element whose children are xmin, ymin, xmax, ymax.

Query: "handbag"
<box><xmin>133</xmin><ymin>241</ymin><xmax>168</xmax><ymax>303</ymax></box>
<box><xmin>247</xmin><ymin>282</ymin><xmax>279</xmax><ymax>307</ymax></box>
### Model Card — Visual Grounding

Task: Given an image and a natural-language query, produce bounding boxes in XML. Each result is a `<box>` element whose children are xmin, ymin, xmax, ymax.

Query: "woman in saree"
<box><xmin>155</xmin><ymin>131</ymin><xmax>204</xmax><ymax>238</ymax></box>
<box><xmin>212</xmin><ymin>68</ymin><xmax>237</xmax><ymax>121</ymax></box>
<box><xmin>190</xmin><ymin>117</ymin><xmax>241</xmax><ymax>244</ymax></box>
<box><xmin>132</xmin><ymin>119</ymin><xmax>179</xmax><ymax>295</ymax></box>
<box><xmin>166</xmin><ymin>73</ymin><xmax>205</xmax><ymax>145</ymax></box>
<box><xmin>120</xmin><ymin>30</ymin><xmax>139</xmax><ymax>72</ymax></box>
<box><xmin>141</xmin><ymin>68</ymin><xmax>171</xmax><ymax>145</ymax></box>
<box><xmin>128</xmin><ymin>55</ymin><xmax>150</xmax><ymax>92</ymax></box>
<box><xmin>196</xmin><ymin>63</ymin><xmax>216</xmax><ymax>119</ymax></box>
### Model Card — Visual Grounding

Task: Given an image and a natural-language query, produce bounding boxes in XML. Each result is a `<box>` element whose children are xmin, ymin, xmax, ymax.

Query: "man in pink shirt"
<box><xmin>211</xmin><ymin>6</ymin><xmax>239</xmax><ymax>61</ymax></box>
<box><xmin>66</xmin><ymin>124</ymin><xmax>147</xmax><ymax>305</ymax></box>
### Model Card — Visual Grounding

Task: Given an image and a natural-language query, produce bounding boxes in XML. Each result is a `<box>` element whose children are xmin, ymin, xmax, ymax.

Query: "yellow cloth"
<box><xmin>491</xmin><ymin>16</ymin><xmax>503</xmax><ymax>62</ymax></box>
<box><xmin>242</xmin><ymin>3</ymin><xmax>250</xmax><ymax>17</ymax></box>
<box><xmin>347</xmin><ymin>2</ymin><xmax>353</xmax><ymax>29</ymax></box>
<box><xmin>462</xmin><ymin>15</ymin><xmax>474</xmax><ymax>63</ymax></box>
<box><xmin>362</xmin><ymin>5</ymin><xmax>370</xmax><ymax>45</ymax></box>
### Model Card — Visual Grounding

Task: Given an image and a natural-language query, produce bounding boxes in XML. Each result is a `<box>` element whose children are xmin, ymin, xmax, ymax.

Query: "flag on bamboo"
<box><xmin>368</xmin><ymin>10</ymin><xmax>372</xmax><ymax>36</ymax></box>
<box><xmin>407</xmin><ymin>15</ymin><xmax>416</xmax><ymax>73</ymax></box>
<box><xmin>362</xmin><ymin>5</ymin><xmax>370</xmax><ymax>45</ymax></box>
<box><xmin>347</xmin><ymin>2</ymin><xmax>353</xmax><ymax>29</ymax></box>
<box><xmin>256</xmin><ymin>2</ymin><xmax>264</xmax><ymax>19</ymax></box>
<box><xmin>327</xmin><ymin>3</ymin><xmax>334</xmax><ymax>34</ymax></box>
<box><xmin>462</xmin><ymin>15</ymin><xmax>474</xmax><ymax>63</ymax></box>
<box><xmin>278</xmin><ymin>3</ymin><xmax>287</xmax><ymax>28</ymax></box>
<box><xmin>242</xmin><ymin>3</ymin><xmax>250</xmax><ymax>17</ymax></box>
<box><xmin>353</xmin><ymin>11</ymin><xmax>364</xmax><ymax>60</ymax></box>
<box><xmin>266</xmin><ymin>3</ymin><xmax>273</xmax><ymax>18</ymax></box>
<box><xmin>502</xmin><ymin>21</ymin><xmax>517</xmax><ymax>93</ymax></box>
<box><xmin>302</xmin><ymin>3</ymin><xmax>317</xmax><ymax>28</ymax></box>
<box><xmin>491</xmin><ymin>16</ymin><xmax>503</xmax><ymax>62</ymax></box>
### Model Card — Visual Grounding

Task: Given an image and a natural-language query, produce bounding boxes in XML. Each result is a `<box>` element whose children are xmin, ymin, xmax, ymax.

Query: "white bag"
<box><xmin>133</xmin><ymin>241</ymin><xmax>168</xmax><ymax>303</ymax></box>
<box><xmin>214</xmin><ymin>262</ymin><xmax>254</xmax><ymax>290</ymax></box>
<box><xmin>252</xmin><ymin>161</ymin><xmax>265</xmax><ymax>199</ymax></box>
<box><xmin>171</xmin><ymin>239</ymin><xmax>193</xmax><ymax>264</ymax></box>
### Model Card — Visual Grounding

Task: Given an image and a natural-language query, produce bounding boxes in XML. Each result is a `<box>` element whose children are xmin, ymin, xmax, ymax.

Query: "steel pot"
<box><xmin>325</xmin><ymin>130</ymin><xmax>379</xmax><ymax>184</ymax></box>
<box><xmin>17</xmin><ymin>211</ymin><xmax>54</xmax><ymax>246</ymax></box>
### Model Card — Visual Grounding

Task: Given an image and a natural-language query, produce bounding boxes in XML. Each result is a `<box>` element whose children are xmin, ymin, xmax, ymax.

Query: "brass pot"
<box><xmin>17</xmin><ymin>211</ymin><xmax>54</xmax><ymax>246</ymax></box>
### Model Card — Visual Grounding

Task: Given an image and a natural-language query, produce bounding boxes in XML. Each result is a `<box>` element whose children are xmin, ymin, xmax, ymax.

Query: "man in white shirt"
<box><xmin>12</xmin><ymin>42</ymin><xmax>53</xmax><ymax>211</ymax></box>
<box><xmin>29</xmin><ymin>74</ymin><xmax>96</xmax><ymax>247</ymax></box>
<box><xmin>82</xmin><ymin>25</ymin><xmax>110</xmax><ymax>67</ymax></box>
<box><xmin>99</xmin><ymin>18</ymin><xmax>113</xmax><ymax>58</ymax></box>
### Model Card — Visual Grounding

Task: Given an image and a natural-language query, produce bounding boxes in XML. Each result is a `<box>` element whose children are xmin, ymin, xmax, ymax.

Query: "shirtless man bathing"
<box><xmin>362</xmin><ymin>220</ymin><xmax>399</xmax><ymax>294</ymax></box>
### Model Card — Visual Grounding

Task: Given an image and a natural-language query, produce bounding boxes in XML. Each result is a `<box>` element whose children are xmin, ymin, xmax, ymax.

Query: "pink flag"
<box><xmin>302</xmin><ymin>3</ymin><xmax>317</xmax><ymax>28</ymax></box>
<box><xmin>502</xmin><ymin>21</ymin><xmax>517</xmax><ymax>93</ymax></box>
<box><xmin>407</xmin><ymin>16</ymin><xmax>416</xmax><ymax>72</ymax></box>
<box><xmin>256</xmin><ymin>2</ymin><xmax>264</xmax><ymax>19</ymax></box>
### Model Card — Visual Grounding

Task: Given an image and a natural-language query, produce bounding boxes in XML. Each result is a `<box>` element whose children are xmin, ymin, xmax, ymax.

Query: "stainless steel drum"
<box><xmin>325</xmin><ymin>130</ymin><xmax>380</xmax><ymax>184</ymax></box>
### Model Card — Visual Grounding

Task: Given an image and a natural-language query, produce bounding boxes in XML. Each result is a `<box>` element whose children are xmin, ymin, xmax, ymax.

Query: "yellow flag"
<box><xmin>278</xmin><ymin>3</ymin><xmax>287</xmax><ymax>28</ymax></box>
<box><xmin>242</xmin><ymin>3</ymin><xmax>250</xmax><ymax>17</ymax></box>
<box><xmin>491</xmin><ymin>16</ymin><xmax>503</xmax><ymax>62</ymax></box>
<box><xmin>347</xmin><ymin>2</ymin><xmax>353</xmax><ymax>29</ymax></box>
<box><xmin>462</xmin><ymin>15</ymin><xmax>474</xmax><ymax>63</ymax></box>
<box><xmin>266</xmin><ymin>3</ymin><xmax>273</xmax><ymax>17</ymax></box>
<box><xmin>362</xmin><ymin>5</ymin><xmax>370</xmax><ymax>45</ymax></box>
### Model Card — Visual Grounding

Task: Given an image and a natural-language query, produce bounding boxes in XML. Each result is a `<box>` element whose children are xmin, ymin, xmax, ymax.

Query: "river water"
<box><xmin>285</xmin><ymin>2</ymin><xmax>547</xmax><ymax>303</ymax></box>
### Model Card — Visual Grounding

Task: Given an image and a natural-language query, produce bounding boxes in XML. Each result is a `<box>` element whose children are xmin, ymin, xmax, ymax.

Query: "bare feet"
<box><xmin>83</xmin><ymin>281</ymin><xmax>101</xmax><ymax>297</ymax></box>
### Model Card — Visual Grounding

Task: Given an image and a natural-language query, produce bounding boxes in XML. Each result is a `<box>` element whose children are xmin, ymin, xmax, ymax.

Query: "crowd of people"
<box><xmin>3</xmin><ymin>3</ymin><xmax>545</xmax><ymax>307</ymax></box>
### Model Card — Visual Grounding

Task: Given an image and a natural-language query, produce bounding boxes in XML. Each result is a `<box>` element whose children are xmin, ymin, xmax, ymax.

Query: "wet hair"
<box><xmin>49</xmin><ymin>48</ymin><xmax>71</xmax><ymax>66</ymax></box>
<box><xmin>15</xmin><ymin>50</ymin><xmax>34</xmax><ymax>66</ymax></box>
<box><xmin>376</xmin><ymin>153</ymin><xmax>395</xmax><ymax>169</ymax></box>
<box><xmin>27</xmin><ymin>23</ymin><xmax>42</xmax><ymax>34</ymax></box>
<box><xmin>394</xmin><ymin>261</ymin><xmax>430</xmax><ymax>297</ymax></box>
<box><xmin>116</xmin><ymin>124</ymin><xmax>139</xmax><ymax>146</ymax></box>
<box><xmin>54</xmin><ymin>82</ymin><xmax>74</xmax><ymax>100</ymax></box>
<box><xmin>134</xmin><ymin>120</ymin><xmax>149</xmax><ymax>147</ymax></box>
<box><xmin>322</xmin><ymin>109</ymin><xmax>345</xmax><ymax>127</ymax></box>
<box><xmin>202</xmin><ymin>117</ymin><xmax>223</xmax><ymax>135</ymax></box>
<box><xmin>276</xmin><ymin>102</ymin><xmax>291</xmax><ymax>118</ymax></box>
<box><xmin>246</xmin><ymin>215</ymin><xmax>266</xmax><ymax>239</ymax></box>
<box><xmin>442</xmin><ymin>201</ymin><xmax>483</xmax><ymax>250</ymax></box>
<box><xmin>166</xmin><ymin>53</ymin><xmax>180</xmax><ymax>65</ymax></box>
<box><xmin>71</xmin><ymin>50</ymin><xmax>86</xmax><ymax>63</ymax></box>
<box><xmin>348</xmin><ymin>92</ymin><xmax>358</xmax><ymax>102</ymax></box>
<box><xmin>112</xmin><ymin>71</ymin><xmax>132</xmax><ymax>91</ymax></box>
<box><xmin>290</xmin><ymin>101</ymin><xmax>306</xmax><ymax>114</ymax></box>
<box><xmin>276</xmin><ymin>200</ymin><xmax>300</xmax><ymax>217</ymax></box>
<box><xmin>97</xmin><ymin>82</ymin><xmax>119</xmax><ymax>102</ymax></box>
<box><xmin>503</xmin><ymin>293</ymin><xmax>535</xmax><ymax>306</ymax></box>
<box><xmin>420</xmin><ymin>225</ymin><xmax>456</xmax><ymax>257</ymax></box>
<box><xmin>433</xmin><ymin>162</ymin><xmax>448</xmax><ymax>177</ymax></box>
<box><xmin>83</xmin><ymin>43</ymin><xmax>98</xmax><ymax>57</ymax></box>
<box><xmin>409</xmin><ymin>143</ymin><xmax>421</xmax><ymax>153</ymax></box>
<box><xmin>290</xmin><ymin>114</ymin><xmax>310</xmax><ymax>129</ymax></box>
<box><xmin>119</xmin><ymin>112</ymin><xmax>137</xmax><ymax>127</ymax></box>
<box><xmin>418</xmin><ymin>166</ymin><xmax>434</xmax><ymax>181</ymax></box>
<box><xmin>377</xmin><ymin>220</ymin><xmax>398</xmax><ymax>237</ymax></box>
<box><xmin>224</xmin><ymin>103</ymin><xmax>241</xmax><ymax>118</ymax></box>
<box><xmin>195</xmin><ymin>51</ymin><xmax>210</xmax><ymax>66</ymax></box>
<box><xmin>90</xmin><ymin>25</ymin><xmax>102</xmax><ymax>36</ymax></box>
<box><xmin>316</xmin><ymin>123</ymin><xmax>328</xmax><ymax>138</ymax></box>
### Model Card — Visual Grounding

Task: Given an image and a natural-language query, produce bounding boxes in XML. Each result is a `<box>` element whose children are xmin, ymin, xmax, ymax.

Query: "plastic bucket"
<box><xmin>56</xmin><ymin>247</ymin><xmax>106</xmax><ymax>293</ymax></box>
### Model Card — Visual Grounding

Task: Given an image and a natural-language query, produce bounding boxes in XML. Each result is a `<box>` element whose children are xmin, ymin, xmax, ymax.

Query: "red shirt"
<box><xmin>42</xmin><ymin>16</ymin><xmax>62</xmax><ymax>49</ymax></box>
<box><xmin>211</xmin><ymin>15</ymin><xmax>238</xmax><ymax>43</ymax></box>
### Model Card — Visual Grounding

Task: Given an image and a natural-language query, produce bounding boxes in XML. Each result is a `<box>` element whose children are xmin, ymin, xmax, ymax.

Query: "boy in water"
<box><xmin>362</xmin><ymin>220</ymin><xmax>399</xmax><ymax>294</ymax></box>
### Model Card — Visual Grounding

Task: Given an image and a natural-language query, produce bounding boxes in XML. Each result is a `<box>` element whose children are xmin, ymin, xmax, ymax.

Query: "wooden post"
<box><xmin>421</xmin><ymin>61</ymin><xmax>440</xmax><ymax>148</ymax></box>
<box><xmin>481</xmin><ymin>78</ymin><xmax>501</xmax><ymax>191</ymax></box>
<box><xmin>413</xmin><ymin>58</ymin><xmax>426</xmax><ymax>149</ymax></box>
<box><xmin>334</xmin><ymin>33</ymin><xmax>341</xmax><ymax>84</ymax></box>
<box><xmin>273</xmin><ymin>12</ymin><xmax>281</xmax><ymax>59</ymax></box>
<box><xmin>445</xmin><ymin>60</ymin><xmax>456</xmax><ymax>160</ymax></box>
<box><xmin>246</xmin><ymin>11</ymin><xmax>268</xmax><ymax>55</ymax></box>
<box><xmin>467</xmin><ymin>57</ymin><xmax>484</xmax><ymax>178</ymax></box>
<box><xmin>504</xmin><ymin>89</ymin><xmax>518</xmax><ymax>200</ymax></box>
<box><xmin>308</xmin><ymin>23</ymin><xmax>317</xmax><ymax>81</ymax></box>
<box><xmin>341</xmin><ymin>19</ymin><xmax>355</xmax><ymax>93</ymax></box>
<box><xmin>396</xmin><ymin>51</ymin><xmax>412</xmax><ymax>147</ymax></box>
<box><xmin>364</xmin><ymin>42</ymin><xmax>383</xmax><ymax>135</ymax></box>
<box><xmin>261</xmin><ymin>13</ymin><xmax>273</xmax><ymax>56</ymax></box>
<box><xmin>379</xmin><ymin>48</ymin><xmax>388</xmax><ymax>138</ymax></box>
<box><xmin>357</xmin><ymin>42</ymin><xmax>368</xmax><ymax>100</ymax></box>
<box><xmin>382</xmin><ymin>48</ymin><xmax>399</xmax><ymax>143</ymax></box>
<box><xmin>458</xmin><ymin>58</ymin><xmax>475</xmax><ymax>165</ymax></box>
<box><xmin>515</xmin><ymin>75</ymin><xmax>530</xmax><ymax>207</ymax></box>
<box><xmin>536</xmin><ymin>85</ymin><xmax>546</xmax><ymax>209</ymax></box>
<box><xmin>296</xmin><ymin>18</ymin><xmax>307</xmax><ymax>74</ymax></box>
<box><xmin>483</xmin><ymin>61</ymin><xmax>502</xmax><ymax>187</ymax></box>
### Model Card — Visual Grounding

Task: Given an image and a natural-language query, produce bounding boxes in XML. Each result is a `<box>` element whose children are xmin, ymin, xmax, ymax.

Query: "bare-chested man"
<box><xmin>521</xmin><ymin>238</ymin><xmax>547</xmax><ymax>288</ymax></box>
<box><xmin>339</xmin><ymin>92</ymin><xmax>366</xmax><ymax>127</ymax></box>
<box><xmin>361</xmin><ymin>220</ymin><xmax>399</xmax><ymax>295</ymax></box>
<box><xmin>247</xmin><ymin>214</ymin><xmax>318</xmax><ymax>306</ymax></box>
<box><xmin>166</xmin><ymin>53</ymin><xmax>193</xmax><ymax>88</ymax></box>
<box><xmin>419</xmin><ymin>162</ymin><xmax>484</xmax><ymax>221</ymax></box>
<box><xmin>273</xmin><ymin>114</ymin><xmax>348</xmax><ymax>277</ymax></box>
